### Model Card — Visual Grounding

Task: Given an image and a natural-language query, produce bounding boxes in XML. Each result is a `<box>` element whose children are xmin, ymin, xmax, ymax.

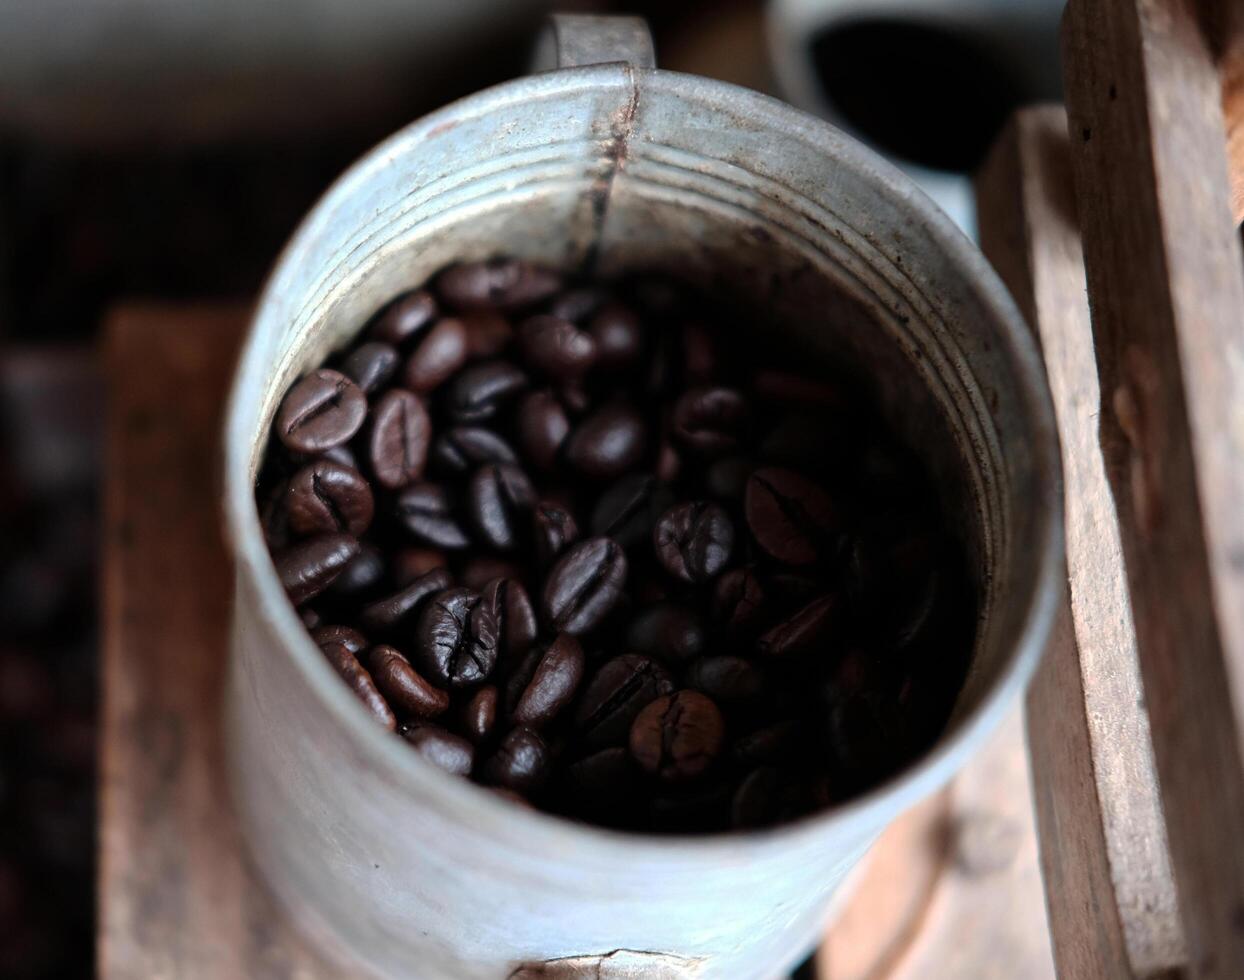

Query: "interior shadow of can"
<box><xmin>809</xmin><ymin>17</ymin><xmax>1025</xmax><ymax>174</ymax></box>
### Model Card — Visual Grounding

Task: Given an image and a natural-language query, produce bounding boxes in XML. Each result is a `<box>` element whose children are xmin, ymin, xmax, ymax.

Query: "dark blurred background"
<box><xmin>0</xmin><ymin>0</ymin><xmax>1059</xmax><ymax>975</ymax></box>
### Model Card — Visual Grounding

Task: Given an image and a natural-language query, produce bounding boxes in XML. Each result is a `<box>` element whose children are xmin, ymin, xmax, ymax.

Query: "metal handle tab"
<box><xmin>529</xmin><ymin>14</ymin><xmax>656</xmax><ymax>73</ymax></box>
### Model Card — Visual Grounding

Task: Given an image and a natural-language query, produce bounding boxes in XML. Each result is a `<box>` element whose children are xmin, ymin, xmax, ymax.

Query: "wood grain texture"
<box><xmin>99</xmin><ymin>305</ymin><xmax>337</xmax><ymax>979</ymax></box>
<box><xmin>977</xmin><ymin>106</ymin><xmax>1185</xmax><ymax>979</ymax></box>
<box><xmin>1062</xmin><ymin>0</ymin><xmax>1244</xmax><ymax>976</ymax></box>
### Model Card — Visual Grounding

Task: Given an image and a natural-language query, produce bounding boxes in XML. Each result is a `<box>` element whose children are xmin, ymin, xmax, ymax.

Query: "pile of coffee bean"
<box><xmin>255</xmin><ymin>258</ymin><xmax>975</xmax><ymax>833</ymax></box>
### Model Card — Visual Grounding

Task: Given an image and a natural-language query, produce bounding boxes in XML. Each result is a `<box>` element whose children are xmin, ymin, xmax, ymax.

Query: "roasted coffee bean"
<box><xmin>757</xmin><ymin>594</ymin><xmax>841</xmax><ymax>658</ymax></box>
<box><xmin>461</xmin><ymin>557</ymin><xmax>526</xmax><ymax>591</ymax></box>
<box><xmin>319</xmin><ymin>443</ymin><xmax>359</xmax><ymax>470</ymax></box>
<box><xmin>320</xmin><ymin>641</ymin><xmax>396</xmax><ymax>731</ymax></box>
<box><xmin>656</xmin><ymin>437</ymin><xmax>681</xmax><ymax>483</ymax></box>
<box><xmin>261</xmin><ymin>478</ymin><xmax>292</xmax><ymax>549</ymax></box>
<box><xmin>566</xmin><ymin>747</ymin><xmax>639</xmax><ymax>811</ymax></box>
<box><xmin>686</xmin><ymin>655</ymin><xmax>765</xmax><ymax>706</ymax></box>
<box><xmin>370</xmin><ymin>645</ymin><xmax>451</xmax><ymax>718</ymax></box>
<box><xmin>590</xmin><ymin>475</ymin><xmax>675</xmax><ymax>552</ymax></box>
<box><xmin>744</xmin><ymin>467</ymin><xmax>840</xmax><ymax>566</ymax></box>
<box><xmin>670</xmin><ymin>387</ymin><xmax>748</xmax><ymax>456</ymax></box>
<box><xmin>467</xmin><ymin>464</ymin><xmax>535</xmax><ymax>551</ymax></box>
<box><xmin>712</xmin><ymin>567</ymin><xmax>767</xmax><ymax>630</ymax></box>
<box><xmin>461</xmin><ymin>312</ymin><xmax>513</xmax><ymax>359</ymax></box>
<box><xmin>559</xmin><ymin>381</ymin><xmax>592</xmax><ymax>417</ymax></box>
<box><xmin>482</xmin><ymin>726</ymin><xmax>551</xmax><ymax>793</ymax></box>
<box><xmin>400</xmin><ymin>722</ymin><xmax>475</xmax><ymax>776</ymax></box>
<box><xmin>629</xmin><ymin>690</ymin><xmax>725</xmax><ymax>782</ymax></box>
<box><xmin>359</xmin><ymin>568</ymin><xmax>453</xmax><ymax>633</ymax></box>
<box><xmin>310</xmin><ymin>624</ymin><xmax>369</xmax><ymax>655</ymax></box>
<box><xmin>341</xmin><ymin>341</ymin><xmax>399</xmax><ymax>394</ymax></box>
<box><xmin>574</xmin><ymin>653</ymin><xmax>675</xmax><ymax>750</ymax></box>
<box><xmin>549</xmin><ymin>286</ymin><xmax>607</xmax><ymax>323</ymax></box>
<box><xmin>431</xmin><ymin>426</ymin><xmax>517</xmax><ymax>475</ymax></box>
<box><xmin>415</xmin><ymin>587</ymin><xmax>498</xmax><ymax>687</ymax></box>
<box><xmin>680</xmin><ymin>321</ymin><xmax>719</xmax><ymax>384</ymax></box>
<box><xmin>395</xmin><ymin>482</ymin><xmax>470</xmax><ymax>549</ymax></box>
<box><xmin>479</xmin><ymin>577</ymin><xmax>538</xmax><ymax>662</ymax></box>
<box><xmin>329</xmin><ymin>542</ymin><xmax>386</xmax><ymax>596</ymax></box>
<box><xmin>542</xmin><ymin>537</ymin><xmax>627</xmax><ymax>635</ymax></box>
<box><xmin>393</xmin><ymin>547</ymin><xmax>448</xmax><ymax>586</ymax></box>
<box><xmin>368</xmin><ymin>389</ymin><xmax>431</xmax><ymax>489</ymax></box>
<box><xmin>517</xmin><ymin>315</ymin><xmax>597</xmax><ymax>380</ymax></box>
<box><xmin>404</xmin><ymin>318</ymin><xmax>469</xmax><ymax>393</ymax></box>
<box><xmin>732</xmin><ymin>767</ymin><xmax>781</xmax><ymax>828</ymax></box>
<box><xmin>275</xmin><ymin>533</ymin><xmax>359</xmax><ymax>605</ymax></box>
<box><xmin>588</xmin><ymin>302</ymin><xmax>645</xmax><ymax>372</ymax></box>
<box><xmin>370</xmin><ymin>290</ymin><xmax>438</xmax><ymax>345</ymax></box>
<box><xmin>626</xmin><ymin>603</ymin><xmax>705</xmax><ymax>665</ymax></box>
<box><xmin>653</xmin><ymin>501</ymin><xmax>734</xmax><ymax>583</ymax></box>
<box><xmin>286</xmin><ymin>459</ymin><xmax>374</xmax><ymax>537</ymax></box>
<box><xmin>276</xmin><ymin>369</ymin><xmax>368</xmax><ymax>453</ymax></box>
<box><xmin>463</xmin><ymin>685</ymin><xmax>499</xmax><ymax>742</ymax></box>
<box><xmin>444</xmin><ymin>361</ymin><xmax>528</xmax><ymax>423</ymax></box>
<box><xmin>516</xmin><ymin>391</ymin><xmax>570</xmax><ymax>472</ymax></box>
<box><xmin>705</xmin><ymin>455</ymin><xmax>752</xmax><ymax>500</ymax></box>
<box><xmin>733</xmin><ymin>720</ymin><xmax>805</xmax><ymax>767</ymax></box>
<box><xmin>505</xmin><ymin>633</ymin><xmax>585</xmax><ymax>728</ymax></box>
<box><xmin>436</xmin><ymin>259</ymin><xmax>562</xmax><ymax>312</ymax></box>
<box><xmin>564</xmin><ymin>403</ymin><xmax>647</xmax><ymax>480</ymax></box>
<box><xmin>532</xmin><ymin>499</ymin><xmax>579</xmax><ymax>566</ymax></box>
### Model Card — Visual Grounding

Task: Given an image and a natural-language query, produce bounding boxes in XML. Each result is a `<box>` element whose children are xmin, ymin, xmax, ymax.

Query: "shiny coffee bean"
<box><xmin>320</xmin><ymin>641</ymin><xmax>396</xmax><ymax>731</ymax></box>
<box><xmin>370</xmin><ymin>645</ymin><xmax>451</xmax><ymax>718</ymax></box>
<box><xmin>542</xmin><ymin>537</ymin><xmax>628</xmax><ymax>635</ymax></box>
<box><xmin>276</xmin><ymin>369</ymin><xmax>368</xmax><ymax>453</ymax></box>
<box><xmin>517</xmin><ymin>315</ymin><xmax>597</xmax><ymax>380</ymax></box>
<box><xmin>359</xmin><ymin>568</ymin><xmax>453</xmax><ymax>633</ymax></box>
<box><xmin>588</xmin><ymin>302</ymin><xmax>645</xmax><ymax>372</ymax></box>
<box><xmin>626</xmin><ymin>603</ymin><xmax>705</xmax><ymax>665</ymax></box>
<box><xmin>395</xmin><ymin>483</ymin><xmax>470</xmax><ymax>549</ymax></box>
<box><xmin>653</xmin><ymin>501</ymin><xmax>734</xmax><ymax>584</ymax></box>
<box><xmin>559</xmin><ymin>381</ymin><xmax>592</xmax><ymax>416</ymax></box>
<box><xmin>275</xmin><ymin>533</ymin><xmax>359</xmax><ymax>605</ymax></box>
<box><xmin>415</xmin><ymin>587</ymin><xmax>499</xmax><ymax>688</ymax></box>
<box><xmin>329</xmin><ymin>542</ymin><xmax>386</xmax><ymax>596</ymax></box>
<box><xmin>368</xmin><ymin>389</ymin><xmax>431</xmax><ymax>489</ymax></box>
<box><xmin>629</xmin><ymin>690</ymin><xmax>725</xmax><ymax>782</ymax></box>
<box><xmin>549</xmin><ymin>286</ymin><xmax>607</xmax><ymax>323</ymax></box>
<box><xmin>516</xmin><ymin>391</ymin><xmax>570</xmax><ymax>472</ymax></box>
<box><xmin>463</xmin><ymin>685</ymin><xmax>499</xmax><ymax>742</ymax></box>
<box><xmin>532</xmin><ymin>499</ymin><xmax>579</xmax><ymax>567</ymax></box>
<box><xmin>461</xmin><ymin>312</ymin><xmax>513</xmax><ymax>359</ymax></box>
<box><xmin>460</xmin><ymin>557</ymin><xmax>525</xmax><ymax>591</ymax></box>
<box><xmin>564</xmin><ymin>403</ymin><xmax>647</xmax><ymax>480</ymax></box>
<box><xmin>444</xmin><ymin>361</ymin><xmax>528</xmax><ymax>423</ymax></box>
<box><xmin>744</xmin><ymin>467</ymin><xmax>840</xmax><ymax>566</ymax></box>
<box><xmin>436</xmin><ymin>258</ymin><xmax>562</xmax><ymax>312</ymax></box>
<box><xmin>286</xmin><ymin>459</ymin><xmax>374</xmax><ymax>537</ymax></box>
<box><xmin>431</xmin><ymin>426</ymin><xmax>517</xmax><ymax>475</ymax></box>
<box><xmin>574</xmin><ymin>653</ymin><xmax>675</xmax><ymax>750</ymax></box>
<box><xmin>404</xmin><ymin>318</ymin><xmax>469</xmax><ymax>393</ymax></box>
<box><xmin>505</xmin><ymin>633</ymin><xmax>585</xmax><ymax>728</ymax></box>
<box><xmin>686</xmin><ymin>655</ymin><xmax>765</xmax><ymax>706</ymax></box>
<box><xmin>468</xmin><ymin>463</ymin><xmax>535</xmax><ymax>551</ymax></box>
<box><xmin>370</xmin><ymin>290</ymin><xmax>438</xmax><ymax>345</ymax></box>
<box><xmin>590</xmin><ymin>475</ymin><xmax>674</xmax><ymax>552</ymax></box>
<box><xmin>310</xmin><ymin>624</ymin><xmax>369</xmax><ymax>655</ymax></box>
<box><xmin>400</xmin><ymin>722</ymin><xmax>475</xmax><ymax>776</ymax></box>
<box><xmin>482</xmin><ymin>726</ymin><xmax>551</xmax><ymax>793</ymax></box>
<box><xmin>757</xmin><ymin>594</ymin><xmax>841</xmax><ymax>658</ymax></box>
<box><xmin>392</xmin><ymin>547</ymin><xmax>448</xmax><ymax>586</ymax></box>
<box><xmin>479</xmin><ymin>576</ymin><xmax>538</xmax><ymax>662</ymax></box>
<box><xmin>712</xmin><ymin>567</ymin><xmax>767</xmax><ymax>630</ymax></box>
<box><xmin>670</xmin><ymin>387</ymin><xmax>748</xmax><ymax>456</ymax></box>
<box><xmin>732</xmin><ymin>767</ymin><xmax>781</xmax><ymax>828</ymax></box>
<box><xmin>319</xmin><ymin>443</ymin><xmax>359</xmax><ymax>470</ymax></box>
<box><xmin>341</xmin><ymin>341</ymin><xmax>399</xmax><ymax>394</ymax></box>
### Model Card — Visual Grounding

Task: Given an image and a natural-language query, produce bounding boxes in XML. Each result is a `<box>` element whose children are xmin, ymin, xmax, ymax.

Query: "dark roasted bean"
<box><xmin>444</xmin><ymin>361</ymin><xmax>528</xmax><ymax>423</ymax></box>
<box><xmin>461</xmin><ymin>312</ymin><xmax>513</xmax><ymax>359</ymax></box>
<box><xmin>368</xmin><ymin>389</ymin><xmax>431</xmax><ymax>489</ymax></box>
<box><xmin>712</xmin><ymin>567</ymin><xmax>767</xmax><ymax>630</ymax></box>
<box><xmin>467</xmin><ymin>464</ymin><xmax>535</xmax><ymax>551</ymax></box>
<box><xmin>482</xmin><ymin>726</ymin><xmax>551</xmax><ymax>793</ymax></box>
<box><xmin>431</xmin><ymin>426</ymin><xmax>517</xmax><ymax>475</ymax></box>
<box><xmin>460</xmin><ymin>557</ymin><xmax>526</xmax><ymax>591</ymax></box>
<box><xmin>516</xmin><ymin>390</ymin><xmax>570</xmax><ymax>472</ymax></box>
<box><xmin>732</xmin><ymin>767</ymin><xmax>781</xmax><ymax>828</ymax></box>
<box><xmin>549</xmin><ymin>286</ymin><xmax>608</xmax><ymax>323</ymax></box>
<box><xmin>463</xmin><ymin>685</ymin><xmax>499</xmax><ymax>742</ymax></box>
<box><xmin>629</xmin><ymin>690</ymin><xmax>725</xmax><ymax>782</ymax></box>
<box><xmin>276</xmin><ymin>369</ymin><xmax>368</xmax><ymax>453</ymax></box>
<box><xmin>404</xmin><ymin>318</ymin><xmax>469</xmax><ymax>393</ymax></box>
<box><xmin>329</xmin><ymin>542</ymin><xmax>386</xmax><ymax>595</ymax></box>
<box><xmin>286</xmin><ymin>459</ymin><xmax>374</xmax><ymax>537</ymax></box>
<box><xmin>479</xmin><ymin>577</ymin><xmax>538</xmax><ymax>662</ymax></box>
<box><xmin>574</xmin><ymin>653</ymin><xmax>675</xmax><ymax>750</ymax></box>
<box><xmin>653</xmin><ymin>500</ymin><xmax>734</xmax><ymax>583</ymax></box>
<box><xmin>680</xmin><ymin>321</ymin><xmax>719</xmax><ymax>384</ymax></box>
<box><xmin>566</xmin><ymin>747</ymin><xmax>639</xmax><ymax>811</ymax></box>
<box><xmin>359</xmin><ymin>568</ymin><xmax>453</xmax><ymax>633</ymax></box>
<box><xmin>395</xmin><ymin>482</ymin><xmax>470</xmax><ymax>549</ymax></box>
<box><xmin>532</xmin><ymin>499</ymin><xmax>579</xmax><ymax>566</ymax></box>
<box><xmin>542</xmin><ymin>537</ymin><xmax>627</xmax><ymax>635</ymax></box>
<box><xmin>414</xmin><ymin>587</ymin><xmax>498</xmax><ymax>687</ymax></box>
<box><xmin>564</xmin><ymin>403</ymin><xmax>647</xmax><ymax>480</ymax></box>
<box><xmin>310</xmin><ymin>624</ymin><xmax>369</xmax><ymax>655</ymax></box>
<box><xmin>588</xmin><ymin>302</ymin><xmax>645</xmax><ymax>372</ymax></box>
<box><xmin>320</xmin><ymin>641</ymin><xmax>396</xmax><ymax>730</ymax></box>
<box><xmin>319</xmin><ymin>443</ymin><xmax>359</xmax><ymax>470</ymax></box>
<box><xmin>392</xmin><ymin>547</ymin><xmax>448</xmax><ymax>586</ymax></box>
<box><xmin>733</xmin><ymin>720</ymin><xmax>805</xmax><ymax>767</ymax></box>
<box><xmin>517</xmin><ymin>315</ymin><xmax>597</xmax><ymax>380</ymax></box>
<box><xmin>626</xmin><ymin>603</ymin><xmax>705</xmax><ymax>665</ymax></box>
<box><xmin>670</xmin><ymin>387</ymin><xmax>748</xmax><ymax>456</ymax></box>
<box><xmin>436</xmin><ymin>259</ymin><xmax>562</xmax><ymax>312</ymax></box>
<box><xmin>756</xmin><ymin>594</ymin><xmax>841</xmax><ymax>658</ymax></box>
<box><xmin>400</xmin><ymin>722</ymin><xmax>475</xmax><ymax>776</ymax></box>
<box><xmin>590</xmin><ymin>475</ymin><xmax>674</xmax><ymax>552</ymax></box>
<box><xmin>505</xmin><ymin>633</ymin><xmax>585</xmax><ymax>728</ymax></box>
<box><xmin>686</xmin><ymin>655</ymin><xmax>765</xmax><ymax>706</ymax></box>
<box><xmin>370</xmin><ymin>290</ymin><xmax>438</xmax><ymax>345</ymax></box>
<box><xmin>275</xmin><ymin>533</ymin><xmax>359</xmax><ymax>605</ymax></box>
<box><xmin>744</xmin><ymin>467</ymin><xmax>840</xmax><ymax>566</ymax></box>
<box><xmin>341</xmin><ymin>341</ymin><xmax>399</xmax><ymax>394</ymax></box>
<box><xmin>370</xmin><ymin>645</ymin><xmax>451</xmax><ymax>718</ymax></box>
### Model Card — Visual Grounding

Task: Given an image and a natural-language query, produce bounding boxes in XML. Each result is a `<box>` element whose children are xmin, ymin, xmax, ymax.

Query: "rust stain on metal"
<box><xmin>582</xmin><ymin>67</ymin><xmax>641</xmax><ymax>272</ymax></box>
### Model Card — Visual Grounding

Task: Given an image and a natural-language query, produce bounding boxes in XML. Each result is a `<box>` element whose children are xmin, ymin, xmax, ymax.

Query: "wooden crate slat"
<box><xmin>1061</xmin><ymin>0</ymin><xmax>1244</xmax><ymax>975</ymax></box>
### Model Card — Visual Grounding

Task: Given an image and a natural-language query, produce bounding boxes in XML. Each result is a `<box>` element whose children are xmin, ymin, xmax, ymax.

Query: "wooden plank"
<box><xmin>1062</xmin><ymin>1</ymin><xmax>1244</xmax><ymax>976</ymax></box>
<box><xmin>99</xmin><ymin>305</ymin><xmax>337</xmax><ymax>978</ymax></box>
<box><xmin>976</xmin><ymin>106</ymin><xmax>1185</xmax><ymax>979</ymax></box>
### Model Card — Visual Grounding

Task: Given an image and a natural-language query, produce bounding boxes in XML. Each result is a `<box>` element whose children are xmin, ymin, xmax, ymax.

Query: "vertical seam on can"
<box><xmin>582</xmin><ymin>64</ymin><xmax>641</xmax><ymax>274</ymax></box>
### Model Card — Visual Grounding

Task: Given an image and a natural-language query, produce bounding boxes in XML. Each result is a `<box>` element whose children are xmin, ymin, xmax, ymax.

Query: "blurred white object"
<box><xmin>767</xmin><ymin>0</ymin><xmax>1062</xmax><ymax>237</ymax></box>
